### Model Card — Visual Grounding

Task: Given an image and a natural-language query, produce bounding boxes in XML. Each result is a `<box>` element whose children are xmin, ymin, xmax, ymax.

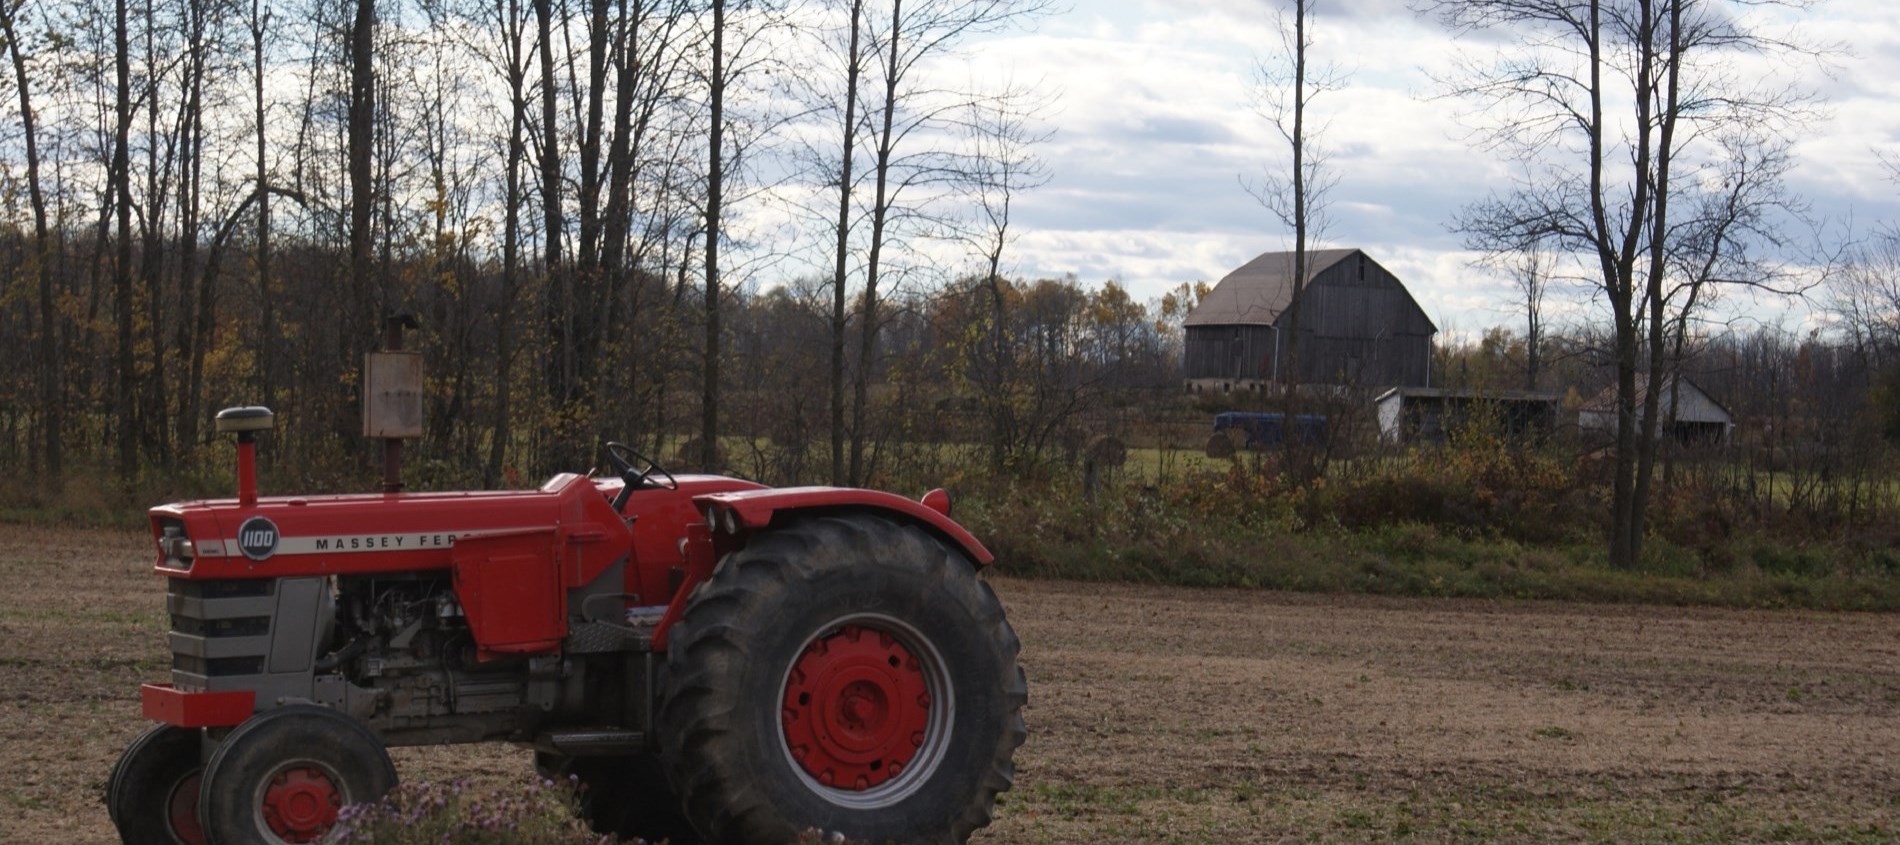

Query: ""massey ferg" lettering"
<box><xmin>247</xmin><ymin>531</ymin><xmax>493</xmax><ymax>556</ymax></box>
<box><xmin>311</xmin><ymin>533</ymin><xmax>466</xmax><ymax>551</ymax></box>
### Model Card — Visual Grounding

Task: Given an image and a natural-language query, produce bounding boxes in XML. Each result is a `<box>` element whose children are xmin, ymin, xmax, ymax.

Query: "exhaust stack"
<box><xmin>215</xmin><ymin>406</ymin><xmax>276</xmax><ymax>507</ymax></box>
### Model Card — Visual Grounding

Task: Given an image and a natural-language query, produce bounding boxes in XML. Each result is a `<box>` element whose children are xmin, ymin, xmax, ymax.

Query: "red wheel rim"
<box><xmin>259</xmin><ymin>765</ymin><xmax>343</xmax><ymax>843</ymax></box>
<box><xmin>166</xmin><ymin>771</ymin><xmax>206</xmax><ymax>845</ymax></box>
<box><xmin>781</xmin><ymin>624</ymin><xmax>933</xmax><ymax>792</ymax></box>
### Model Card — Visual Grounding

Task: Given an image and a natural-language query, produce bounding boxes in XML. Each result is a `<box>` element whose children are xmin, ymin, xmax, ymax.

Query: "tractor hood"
<box><xmin>147</xmin><ymin>473</ymin><xmax>761</xmax><ymax>581</ymax></box>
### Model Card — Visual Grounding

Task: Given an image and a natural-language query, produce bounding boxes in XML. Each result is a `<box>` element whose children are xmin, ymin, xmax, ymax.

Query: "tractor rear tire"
<box><xmin>197</xmin><ymin>705</ymin><xmax>396</xmax><ymax>845</ymax></box>
<box><xmin>107</xmin><ymin>724</ymin><xmax>207</xmax><ymax>845</ymax></box>
<box><xmin>657</xmin><ymin>514</ymin><xmax>1027</xmax><ymax>845</ymax></box>
<box><xmin>536</xmin><ymin>751</ymin><xmax>698</xmax><ymax>844</ymax></box>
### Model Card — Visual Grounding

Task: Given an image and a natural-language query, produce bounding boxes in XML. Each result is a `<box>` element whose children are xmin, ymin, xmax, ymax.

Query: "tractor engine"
<box><xmin>164</xmin><ymin>568</ymin><xmax>613</xmax><ymax>748</ymax></box>
<box><xmin>330</xmin><ymin>575</ymin><xmax>535</xmax><ymax>723</ymax></box>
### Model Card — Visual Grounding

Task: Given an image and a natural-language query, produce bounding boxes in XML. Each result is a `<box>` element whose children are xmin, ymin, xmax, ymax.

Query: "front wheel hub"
<box><xmin>782</xmin><ymin>624</ymin><xmax>932</xmax><ymax>791</ymax></box>
<box><xmin>166</xmin><ymin>771</ymin><xmax>206</xmax><ymax>845</ymax></box>
<box><xmin>259</xmin><ymin>765</ymin><xmax>342</xmax><ymax>843</ymax></box>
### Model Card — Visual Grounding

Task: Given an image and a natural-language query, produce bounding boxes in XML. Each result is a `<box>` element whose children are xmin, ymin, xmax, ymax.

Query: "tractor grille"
<box><xmin>171</xmin><ymin>654</ymin><xmax>268</xmax><ymax>677</ymax></box>
<box><xmin>177</xmin><ymin>579</ymin><xmax>276</xmax><ymax>600</ymax></box>
<box><xmin>170</xmin><ymin>615</ymin><xmax>271</xmax><ymax>638</ymax></box>
<box><xmin>166</xmin><ymin>577</ymin><xmax>278</xmax><ymax>692</ymax></box>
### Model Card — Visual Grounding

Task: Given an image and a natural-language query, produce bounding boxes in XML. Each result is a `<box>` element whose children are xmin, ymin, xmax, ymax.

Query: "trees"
<box><xmin>1832</xmin><ymin>232</ymin><xmax>1900</xmax><ymax>372</ymax></box>
<box><xmin>843</xmin><ymin>0</ymin><xmax>1050</xmax><ymax>484</ymax></box>
<box><xmin>1428</xmin><ymin>0</ymin><xmax>1817</xmax><ymax>567</ymax></box>
<box><xmin>0</xmin><ymin>0</ymin><xmax>1058</xmax><ymax>491</ymax></box>
<box><xmin>693</xmin><ymin>0</ymin><xmax>798</xmax><ymax>473</ymax></box>
<box><xmin>1496</xmin><ymin>243</ymin><xmax>1552</xmax><ymax>391</ymax></box>
<box><xmin>961</xmin><ymin>89</ymin><xmax>1048</xmax><ymax>471</ymax></box>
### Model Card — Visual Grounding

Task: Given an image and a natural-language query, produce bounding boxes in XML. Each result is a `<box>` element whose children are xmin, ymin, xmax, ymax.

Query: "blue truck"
<box><xmin>1213</xmin><ymin>411</ymin><xmax>1328</xmax><ymax>448</ymax></box>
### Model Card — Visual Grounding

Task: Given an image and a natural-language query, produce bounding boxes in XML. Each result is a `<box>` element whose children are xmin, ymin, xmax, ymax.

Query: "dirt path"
<box><xmin>3</xmin><ymin>525</ymin><xmax>1897</xmax><ymax>843</ymax></box>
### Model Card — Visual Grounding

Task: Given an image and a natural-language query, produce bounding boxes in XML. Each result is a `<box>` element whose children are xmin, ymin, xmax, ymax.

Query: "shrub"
<box><xmin>1298</xmin><ymin>445</ymin><xmax>1581</xmax><ymax>544</ymax></box>
<box><xmin>324</xmin><ymin>779</ymin><xmax>610</xmax><ymax>845</ymax></box>
<box><xmin>323</xmin><ymin>779</ymin><xmax>870</xmax><ymax>845</ymax></box>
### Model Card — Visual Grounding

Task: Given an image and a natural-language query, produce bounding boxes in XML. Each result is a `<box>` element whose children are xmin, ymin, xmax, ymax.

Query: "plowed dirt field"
<box><xmin>3</xmin><ymin>524</ymin><xmax>1897</xmax><ymax>843</ymax></box>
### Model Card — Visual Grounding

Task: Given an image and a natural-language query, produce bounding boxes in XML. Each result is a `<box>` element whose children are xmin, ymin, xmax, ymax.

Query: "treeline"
<box><xmin>0</xmin><ymin>0</ymin><xmax>1175</xmax><ymax>490</ymax></box>
<box><xmin>1429</xmin><ymin>306</ymin><xmax>1900</xmax><ymax>531</ymax></box>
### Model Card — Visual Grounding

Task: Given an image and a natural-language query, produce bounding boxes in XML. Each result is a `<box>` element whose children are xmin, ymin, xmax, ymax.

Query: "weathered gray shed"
<box><xmin>1183</xmin><ymin>249</ymin><xmax>1436</xmax><ymax>390</ymax></box>
<box><xmin>1375</xmin><ymin>387</ymin><xmax>1562</xmax><ymax>445</ymax></box>
<box><xmin>1578</xmin><ymin>375</ymin><xmax>1733</xmax><ymax>445</ymax></box>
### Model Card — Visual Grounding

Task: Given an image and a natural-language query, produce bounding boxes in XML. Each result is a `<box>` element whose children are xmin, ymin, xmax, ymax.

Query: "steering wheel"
<box><xmin>603</xmin><ymin>441</ymin><xmax>677</xmax><ymax>492</ymax></box>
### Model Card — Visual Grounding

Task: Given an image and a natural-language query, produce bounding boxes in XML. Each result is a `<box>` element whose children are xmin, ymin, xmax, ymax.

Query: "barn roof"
<box><xmin>1375</xmin><ymin>386</ymin><xmax>1562</xmax><ymax>405</ymax></box>
<box><xmin>1183</xmin><ymin>248</ymin><xmax>1357</xmax><ymax>327</ymax></box>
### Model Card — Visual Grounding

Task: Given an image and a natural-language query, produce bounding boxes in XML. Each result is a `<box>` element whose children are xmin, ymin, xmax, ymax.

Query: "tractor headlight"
<box><xmin>703</xmin><ymin>505</ymin><xmax>720</xmax><ymax>532</ymax></box>
<box><xmin>158</xmin><ymin>524</ymin><xmax>195</xmax><ymax>569</ymax></box>
<box><xmin>721</xmin><ymin>508</ymin><xmax>739</xmax><ymax>535</ymax></box>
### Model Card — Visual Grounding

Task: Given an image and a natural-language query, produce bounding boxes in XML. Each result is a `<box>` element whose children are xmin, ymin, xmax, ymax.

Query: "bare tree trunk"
<box><xmin>1608</xmin><ymin>0</ymin><xmax>1659</xmax><ymax>569</ymax></box>
<box><xmin>829</xmin><ymin>0</ymin><xmax>863</xmax><ymax>484</ymax></box>
<box><xmin>113</xmin><ymin>0</ymin><xmax>136</xmax><ymax>480</ymax></box>
<box><xmin>567</xmin><ymin>0</ymin><xmax>610</xmax><ymax>437</ymax></box>
<box><xmin>349</xmin><ymin>0</ymin><xmax>376</xmax><ymax>393</ymax></box>
<box><xmin>535</xmin><ymin>0</ymin><xmax>576</xmax><ymax>470</ymax></box>
<box><xmin>983</xmin><ymin>226</ymin><xmax>1011</xmax><ymax>470</ymax></box>
<box><xmin>1279</xmin><ymin>0</ymin><xmax>1309</xmax><ymax>479</ymax></box>
<box><xmin>700</xmin><ymin>0</ymin><xmax>725</xmax><ymax>472</ymax></box>
<box><xmin>490</xmin><ymin>0</ymin><xmax>531</xmax><ymax>487</ymax></box>
<box><xmin>850</xmin><ymin>0</ymin><xmax>901</xmax><ymax>487</ymax></box>
<box><xmin>1630</xmin><ymin>0</ymin><xmax>1685</xmax><ymax>563</ymax></box>
<box><xmin>180</xmin><ymin>0</ymin><xmax>210</xmax><ymax>454</ymax></box>
<box><xmin>137</xmin><ymin>0</ymin><xmax>173</xmax><ymax>465</ymax></box>
<box><xmin>596</xmin><ymin>0</ymin><xmax>641</xmax><ymax>449</ymax></box>
<box><xmin>251</xmin><ymin>0</ymin><xmax>275</xmax><ymax>412</ymax></box>
<box><xmin>577</xmin><ymin>0</ymin><xmax>608</xmax><ymax>274</ymax></box>
<box><xmin>1</xmin><ymin>0</ymin><xmax>59</xmax><ymax>479</ymax></box>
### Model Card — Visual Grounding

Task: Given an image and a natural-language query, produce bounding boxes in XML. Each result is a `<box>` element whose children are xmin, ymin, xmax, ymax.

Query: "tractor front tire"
<box><xmin>197</xmin><ymin>705</ymin><xmax>396</xmax><ymax>845</ymax></box>
<box><xmin>108</xmin><ymin>724</ymin><xmax>207</xmax><ymax>845</ymax></box>
<box><xmin>658</xmin><ymin>514</ymin><xmax>1027</xmax><ymax>845</ymax></box>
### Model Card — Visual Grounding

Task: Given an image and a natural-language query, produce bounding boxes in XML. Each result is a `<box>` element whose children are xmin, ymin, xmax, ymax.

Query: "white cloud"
<box><xmin>942</xmin><ymin>0</ymin><xmax>1900</xmax><ymax>335</ymax></box>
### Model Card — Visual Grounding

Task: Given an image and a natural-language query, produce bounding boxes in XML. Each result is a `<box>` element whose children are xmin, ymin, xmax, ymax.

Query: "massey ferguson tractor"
<box><xmin>108</xmin><ymin>405</ymin><xmax>1026</xmax><ymax>845</ymax></box>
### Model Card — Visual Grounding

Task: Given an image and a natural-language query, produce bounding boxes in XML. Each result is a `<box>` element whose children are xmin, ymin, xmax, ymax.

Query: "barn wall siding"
<box><xmin>1185</xmin><ymin>325</ymin><xmax>1278</xmax><ymax>381</ymax></box>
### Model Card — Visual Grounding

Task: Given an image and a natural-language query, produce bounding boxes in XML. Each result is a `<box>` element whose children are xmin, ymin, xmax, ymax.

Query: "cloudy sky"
<box><xmin>953</xmin><ymin>0</ymin><xmax>1900</xmax><ymax>336</ymax></box>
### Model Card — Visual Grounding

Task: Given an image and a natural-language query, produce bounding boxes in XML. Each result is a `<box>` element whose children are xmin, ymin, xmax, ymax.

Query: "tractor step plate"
<box><xmin>541</xmin><ymin>729</ymin><xmax>649</xmax><ymax>756</ymax></box>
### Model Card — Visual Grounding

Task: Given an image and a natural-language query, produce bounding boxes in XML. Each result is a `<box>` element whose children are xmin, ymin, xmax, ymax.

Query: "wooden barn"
<box><xmin>1183</xmin><ymin>248</ymin><xmax>1436</xmax><ymax>391</ymax></box>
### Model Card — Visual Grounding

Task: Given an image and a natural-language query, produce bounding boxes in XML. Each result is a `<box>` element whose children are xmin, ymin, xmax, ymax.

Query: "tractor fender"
<box><xmin>692</xmin><ymin>486</ymin><xmax>994</xmax><ymax>566</ymax></box>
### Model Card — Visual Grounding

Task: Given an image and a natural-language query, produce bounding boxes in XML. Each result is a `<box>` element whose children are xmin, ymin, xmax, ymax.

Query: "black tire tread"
<box><xmin>197</xmin><ymin>704</ymin><xmax>397</xmax><ymax>845</ymax></box>
<box><xmin>107</xmin><ymin>724</ymin><xmax>203</xmax><ymax>845</ymax></box>
<box><xmin>657</xmin><ymin>514</ymin><xmax>1026</xmax><ymax>845</ymax></box>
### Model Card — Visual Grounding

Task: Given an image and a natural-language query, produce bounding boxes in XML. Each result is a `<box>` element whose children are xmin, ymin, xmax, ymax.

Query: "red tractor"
<box><xmin>109</xmin><ymin>406</ymin><xmax>1026</xmax><ymax>845</ymax></box>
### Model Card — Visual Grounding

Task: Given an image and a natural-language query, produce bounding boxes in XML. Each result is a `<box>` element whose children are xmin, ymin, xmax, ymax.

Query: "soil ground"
<box><xmin>3</xmin><ymin>524</ymin><xmax>1897</xmax><ymax>843</ymax></box>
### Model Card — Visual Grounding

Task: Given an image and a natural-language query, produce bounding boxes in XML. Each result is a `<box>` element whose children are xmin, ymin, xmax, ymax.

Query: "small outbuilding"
<box><xmin>1578</xmin><ymin>375</ymin><xmax>1733</xmax><ymax>446</ymax></box>
<box><xmin>1375</xmin><ymin>387</ymin><xmax>1563</xmax><ymax>445</ymax></box>
<box><xmin>1184</xmin><ymin>248</ymin><xmax>1437</xmax><ymax>391</ymax></box>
